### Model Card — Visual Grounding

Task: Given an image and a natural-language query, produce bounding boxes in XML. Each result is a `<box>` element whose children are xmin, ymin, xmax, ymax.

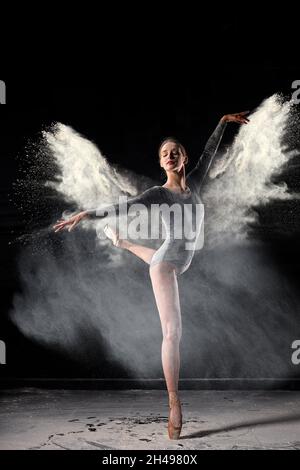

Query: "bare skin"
<box><xmin>53</xmin><ymin>111</ymin><xmax>249</xmax><ymax>432</ymax></box>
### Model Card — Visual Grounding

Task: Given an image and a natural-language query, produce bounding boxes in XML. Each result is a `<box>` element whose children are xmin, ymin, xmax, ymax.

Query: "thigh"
<box><xmin>149</xmin><ymin>261</ymin><xmax>182</xmax><ymax>334</ymax></box>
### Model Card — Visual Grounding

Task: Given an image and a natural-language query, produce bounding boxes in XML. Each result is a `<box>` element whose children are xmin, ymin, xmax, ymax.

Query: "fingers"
<box><xmin>54</xmin><ymin>223</ymin><xmax>68</xmax><ymax>233</ymax></box>
<box><xmin>53</xmin><ymin>224</ymin><xmax>64</xmax><ymax>232</ymax></box>
<box><xmin>238</xmin><ymin>110</ymin><xmax>250</xmax><ymax>116</ymax></box>
<box><xmin>53</xmin><ymin>215</ymin><xmax>81</xmax><ymax>233</ymax></box>
<box><xmin>53</xmin><ymin>219</ymin><xmax>71</xmax><ymax>232</ymax></box>
<box><xmin>233</xmin><ymin>110</ymin><xmax>250</xmax><ymax>116</ymax></box>
<box><xmin>238</xmin><ymin>111</ymin><xmax>250</xmax><ymax>123</ymax></box>
<box><xmin>68</xmin><ymin>219</ymin><xmax>78</xmax><ymax>232</ymax></box>
<box><xmin>225</xmin><ymin>111</ymin><xmax>250</xmax><ymax>125</ymax></box>
<box><xmin>234</xmin><ymin>113</ymin><xmax>250</xmax><ymax>124</ymax></box>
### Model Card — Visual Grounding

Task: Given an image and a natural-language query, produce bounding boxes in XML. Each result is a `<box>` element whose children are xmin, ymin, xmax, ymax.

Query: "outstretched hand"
<box><xmin>221</xmin><ymin>111</ymin><xmax>250</xmax><ymax>124</ymax></box>
<box><xmin>53</xmin><ymin>211</ymin><xmax>88</xmax><ymax>233</ymax></box>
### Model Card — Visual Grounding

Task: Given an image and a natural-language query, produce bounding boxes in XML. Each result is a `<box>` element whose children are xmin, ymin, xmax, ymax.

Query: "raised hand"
<box><xmin>221</xmin><ymin>111</ymin><xmax>250</xmax><ymax>124</ymax></box>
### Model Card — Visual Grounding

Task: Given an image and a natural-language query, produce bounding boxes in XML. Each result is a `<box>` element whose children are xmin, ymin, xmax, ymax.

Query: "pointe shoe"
<box><xmin>168</xmin><ymin>394</ymin><xmax>182</xmax><ymax>440</ymax></box>
<box><xmin>103</xmin><ymin>223</ymin><xmax>120</xmax><ymax>247</ymax></box>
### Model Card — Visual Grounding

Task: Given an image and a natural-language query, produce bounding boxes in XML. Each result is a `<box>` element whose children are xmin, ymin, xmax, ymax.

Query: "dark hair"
<box><xmin>158</xmin><ymin>136</ymin><xmax>188</xmax><ymax>161</ymax></box>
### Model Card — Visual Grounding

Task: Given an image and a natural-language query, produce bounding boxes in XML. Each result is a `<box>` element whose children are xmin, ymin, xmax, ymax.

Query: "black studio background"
<box><xmin>1</xmin><ymin>67</ymin><xmax>300</xmax><ymax>379</ymax></box>
<box><xmin>1</xmin><ymin>14</ymin><xmax>300</xmax><ymax>381</ymax></box>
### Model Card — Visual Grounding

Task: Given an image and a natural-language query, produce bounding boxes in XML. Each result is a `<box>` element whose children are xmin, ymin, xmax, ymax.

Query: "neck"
<box><xmin>165</xmin><ymin>167</ymin><xmax>187</xmax><ymax>191</ymax></box>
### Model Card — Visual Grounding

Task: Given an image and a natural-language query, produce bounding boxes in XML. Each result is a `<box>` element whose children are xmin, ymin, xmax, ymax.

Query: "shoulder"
<box><xmin>144</xmin><ymin>185</ymin><xmax>164</xmax><ymax>194</ymax></box>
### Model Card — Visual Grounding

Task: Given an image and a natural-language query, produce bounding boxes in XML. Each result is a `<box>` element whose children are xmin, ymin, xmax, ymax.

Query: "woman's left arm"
<box><xmin>186</xmin><ymin>111</ymin><xmax>250</xmax><ymax>190</ymax></box>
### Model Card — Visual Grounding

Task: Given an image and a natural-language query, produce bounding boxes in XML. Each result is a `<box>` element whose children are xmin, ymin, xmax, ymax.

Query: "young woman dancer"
<box><xmin>53</xmin><ymin>111</ymin><xmax>249</xmax><ymax>439</ymax></box>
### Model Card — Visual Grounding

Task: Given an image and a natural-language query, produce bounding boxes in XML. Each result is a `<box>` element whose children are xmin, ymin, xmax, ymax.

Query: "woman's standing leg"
<box><xmin>149</xmin><ymin>261</ymin><xmax>182</xmax><ymax>429</ymax></box>
<box><xmin>104</xmin><ymin>225</ymin><xmax>182</xmax><ymax>434</ymax></box>
<box><xmin>108</xmin><ymin>228</ymin><xmax>183</xmax><ymax>399</ymax></box>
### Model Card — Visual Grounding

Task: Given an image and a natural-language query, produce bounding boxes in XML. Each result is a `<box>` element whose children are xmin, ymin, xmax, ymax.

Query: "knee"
<box><xmin>163</xmin><ymin>324</ymin><xmax>182</xmax><ymax>342</ymax></box>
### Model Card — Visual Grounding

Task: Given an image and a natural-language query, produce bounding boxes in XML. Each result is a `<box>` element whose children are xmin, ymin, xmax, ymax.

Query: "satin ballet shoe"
<box><xmin>103</xmin><ymin>223</ymin><xmax>120</xmax><ymax>247</ymax></box>
<box><xmin>168</xmin><ymin>394</ymin><xmax>182</xmax><ymax>440</ymax></box>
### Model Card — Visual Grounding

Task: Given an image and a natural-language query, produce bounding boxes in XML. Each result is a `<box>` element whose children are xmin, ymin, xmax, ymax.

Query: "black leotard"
<box><xmin>87</xmin><ymin>120</ymin><xmax>227</xmax><ymax>275</ymax></box>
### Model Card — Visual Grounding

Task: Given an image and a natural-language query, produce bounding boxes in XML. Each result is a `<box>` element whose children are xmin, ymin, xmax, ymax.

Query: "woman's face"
<box><xmin>159</xmin><ymin>141</ymin><xmax>187</xmax><ymax>174</ymax></box>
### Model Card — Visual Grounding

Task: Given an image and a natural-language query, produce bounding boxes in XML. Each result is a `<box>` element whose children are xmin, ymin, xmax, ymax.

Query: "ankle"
<box><xmin>121</xmin><ymin>239</ymin><xmax>133</xmax><ymax>250</ymax></box>
<box><xmin>168</xmin><ymin>391</ymin><xmax>180</xmax><ymax>402</ymax></box>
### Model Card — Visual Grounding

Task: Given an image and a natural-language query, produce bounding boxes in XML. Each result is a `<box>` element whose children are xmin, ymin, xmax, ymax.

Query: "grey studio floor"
<box><xmin>1</xmin><ymin>389</ymin><xmax>300</xmax><ymax>450</ymax></box>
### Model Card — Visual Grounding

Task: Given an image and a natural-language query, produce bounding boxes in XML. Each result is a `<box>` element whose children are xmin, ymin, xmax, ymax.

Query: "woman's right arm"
<box><xmin>53</xmin><ymin>186</ymin><xmax>162</xmax><ymax>232</ymax></box>
<box><xmin>86</xmin><ymin>186</ymin><xmax>163</xmax><ymax>218</ymax></box>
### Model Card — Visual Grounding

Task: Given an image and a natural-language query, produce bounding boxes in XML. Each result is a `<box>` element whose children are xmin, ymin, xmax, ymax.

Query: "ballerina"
<box><xmin>53</xmin><ymin>111</ymin><xmax>249</xmax><ymax>439</ymax></box>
